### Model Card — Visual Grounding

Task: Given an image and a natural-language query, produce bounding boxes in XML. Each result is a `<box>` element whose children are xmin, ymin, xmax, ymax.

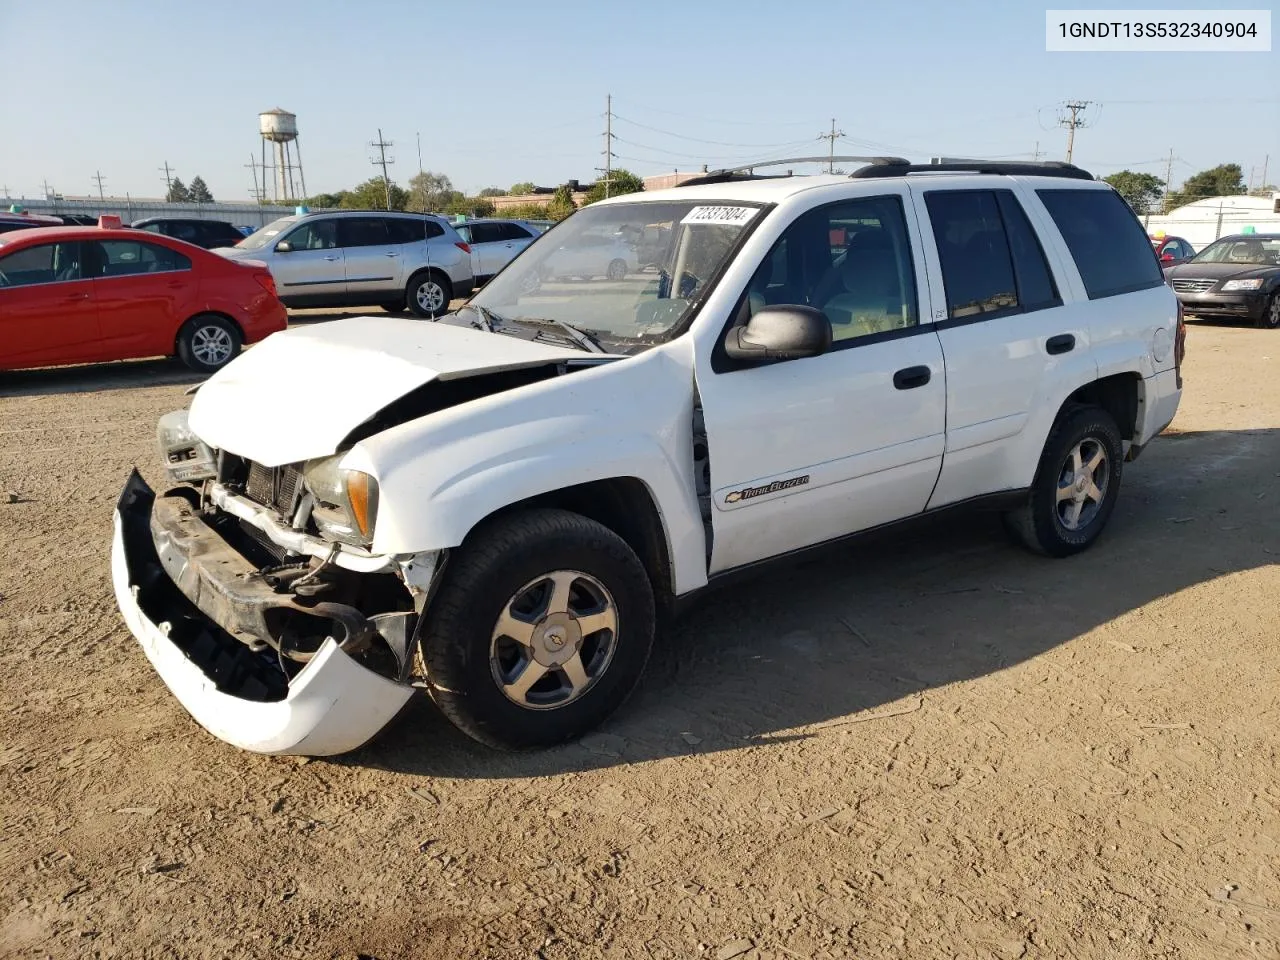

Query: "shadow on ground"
<box><xmin>0</xmin><ymin>358</ymin><xmax>203</xmax><ymax>397</ymax></box>
<box><xmin>350</xmin><ymin>426</ymin><xmax>1279</xmax><ymax>780</ymax></box>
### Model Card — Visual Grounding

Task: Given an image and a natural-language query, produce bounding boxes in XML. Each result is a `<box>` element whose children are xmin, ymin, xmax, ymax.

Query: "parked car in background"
<box><xmin>132</xmin><ymin>217</ymin><xmax>248</xmax><ymax>251</ymax></box>
<box><xmin>0</xmin><ymin>212</ymin><xmax>64</xmax><ymax>234</ymax></box>
<box><xmin>0</xmin><ymin>218</ymin><xmax>286</xmax><ymax>373</ymax></box>
<box><xmin>528</xmin><ymin>227</ymin><xmax>640</xmax><ymax>286</ymax></box>
<box><xmin>216</xmin><ymin>210</ymin><xmax>474</xmax><ymax>316</ymax></box>
<box><xmin>52</xmin><ymin>213</ymin><xmax>101</xmax><ymax>226</ymax></box>
<box><xmin>1150</xmin><ymin>233</ymin><xmax>1196</xmax><ymax>267</ymax></box>
<box><xmin>1164</xmin><ymin>233</ymin><xmax>1280</xmax><ymax>328</ymax></box>
<box><xmin>453</xmin><ymin>218</ymin><xmax>541</xmax><ymax>285</ymax></box>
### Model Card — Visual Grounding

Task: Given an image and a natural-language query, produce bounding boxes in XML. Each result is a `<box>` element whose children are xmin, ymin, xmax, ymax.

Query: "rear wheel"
<box><xmin>420</xmin><ymin>509</ymin><xmax>655</xmax><ymax>750</ymax></box>
<box><xmin>176</xmin><ymin>314</ymin><xmax>241</xmax><ymax>373</ymax></box>
<box><xmin>407</xmin><ymin>271</ymin><xmax>452</xmax><ymax>318</ymax></box>
<box><xmin>606</xmin><ymin>258</ymin><xmax>628</xmax><ymax>281</ymax></box>
<box><xmin>1003</xmin><ymin>406</ymin><xmax>1123</xmax><ymax>557</ymax></box>
<box><xmin>1259</xmin><ymin>293</ymin><xmax>1280</xmax><ymax>330</ymax></box>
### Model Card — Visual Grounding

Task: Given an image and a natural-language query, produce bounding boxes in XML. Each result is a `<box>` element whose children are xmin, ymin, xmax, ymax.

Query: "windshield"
<box><xmin>1191</xmin><ymin>236</ymin><xmax>1280</xmax><ymax>266</ymax></box>
<box><xmin>235</xmin><ymin>216</ymin><xmax>297</xmax><ymax>251</ymax></box>
<box><xmin>468</xmin><ymin>200</ymin><xmax>764</xmax><ymax>354</ymax></box>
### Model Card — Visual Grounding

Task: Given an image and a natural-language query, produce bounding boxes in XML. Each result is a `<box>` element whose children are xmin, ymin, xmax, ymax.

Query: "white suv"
<box><xmin>216</xmin><ymin>210</ymin><xmax>475</xmax><ymax>316</ymax></box>
<box><xmin>113</xmin><ymin>160</ymin><xmax>1185</xmax><ymax>756</ymax></box>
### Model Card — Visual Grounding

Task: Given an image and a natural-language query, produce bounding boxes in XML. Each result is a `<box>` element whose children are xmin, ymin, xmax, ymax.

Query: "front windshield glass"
<box><xmin>468</xmin><ymin>200</ymin><xmax>765</xmax><ymax>354</ymax></box>
<box><xmin>1191</xmin><ymin>236</ymin><xmax>1280</xmax><ymax>266</ymax></box>
<box><xmin>235</xmin><ymin>216</ymin><xmax>296</xmax><ymax>251</ymax></box>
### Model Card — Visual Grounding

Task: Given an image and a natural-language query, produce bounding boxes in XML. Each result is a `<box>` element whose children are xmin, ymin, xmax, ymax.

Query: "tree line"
<box><xmin>165</xmin><ymin>175</ymin><xmax>214</xmax><ymax>203</ymax></box>
<box><xmin>1103</xmin><ymin>163</ymin><xmax>1275</xmax><ymax>216</ymax></box>
<box><xmin>301</xmin><ymin>169</ymin><xmax>646</xmax><ymax>221</ymax></box>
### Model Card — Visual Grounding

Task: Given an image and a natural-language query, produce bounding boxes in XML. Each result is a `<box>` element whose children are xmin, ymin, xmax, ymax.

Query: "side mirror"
<box><xmin>724</xmin><ymin>305</ymin><xmax>832</xmax><ymax>362</ymax></box>
<box><xmin>275</xmin><ymin>241</ymin><xmax>293</xmax><ymax>253</ymax></box>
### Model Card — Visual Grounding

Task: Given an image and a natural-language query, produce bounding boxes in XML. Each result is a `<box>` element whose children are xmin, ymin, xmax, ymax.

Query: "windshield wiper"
<box><xmin>515</xmin><ymin>317</ymin><xmax>607</xmax><ymax>354</ymax></box>
<box><xmin>460</xmin><ymin>303</ymin><xmax>498</xmax><ymax>332</ymax></box>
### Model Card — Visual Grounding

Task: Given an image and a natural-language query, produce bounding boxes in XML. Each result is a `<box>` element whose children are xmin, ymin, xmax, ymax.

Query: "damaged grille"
<box><xmin>245</xmin><ymin>462</ymin><xmax>303</xmax><ymax>515</ymax></box>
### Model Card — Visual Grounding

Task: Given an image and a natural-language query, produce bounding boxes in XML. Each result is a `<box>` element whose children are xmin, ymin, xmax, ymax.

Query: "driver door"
<box><xmin>697</xmin><ymin>189</ymin><xmax>947</xmax><ymax>574</ymax></box>
<box><xmin>272</xmin><ymin>219</ymin><xmax>345</xmax><ymax>301</ymax></box>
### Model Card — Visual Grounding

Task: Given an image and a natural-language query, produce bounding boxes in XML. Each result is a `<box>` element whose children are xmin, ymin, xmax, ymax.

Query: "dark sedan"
<box><xmin>1164</xmin><ymin>234</ymin><xmax>1280</xmax><ymax>329</ymax></box>
<box><xmin>131</xmin><ymin>217</ymin><xmax>248</xmax><ymax>250</ymax></box>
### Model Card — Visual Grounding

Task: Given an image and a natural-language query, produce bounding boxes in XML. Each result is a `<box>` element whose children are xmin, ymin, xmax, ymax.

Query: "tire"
<box><xmin>406</xmin><ymin>271</ymin><xmax>452</xmax><ymax>318</ymax></box>
<box><xmin>176</xmin><ymin>314</ymin><xmax>241</xmax><ymax>373</ymax></box>
<box><xmin>1259</xmin><ymin>293</ymin><xmax>1280</xmax><ymax>330</ymax></box>
<box><xmin>379</xmin><ymin>299</ymin><xmax>406</xmax><ymax>313</ymax></box>
<box><xmin>420</xmin><ymin>508</ymin><xmax>656</xmax><ymax>750</ymax></box>
<box><xmin>606</xmin><ymin>258</ymin><xmax>628</xmax><ymax>281</ymax></box>
<box><xmin>1002</xmin><ymin>405</ymin><xmax>1124</xmax><ymax>558</ymax></box>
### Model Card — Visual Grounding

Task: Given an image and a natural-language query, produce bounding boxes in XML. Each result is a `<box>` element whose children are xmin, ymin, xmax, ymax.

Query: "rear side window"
<box><xmin>339</xmin><ymin>217</ymin><xmax>390</xmax><ymax>248</ymax></box>
<box><xmin>386</xmin><ymin>218</ymin><xmax>423</xmax><ymax>244</ymax></box>
<box><xmin>924</xmin><ymin>191</ymin><xmax>1018</xmax><ymax>320</ymax></box>
<box><xmin>95</xmin><ymin>240</ymin><xmax>191</xmax><ymax>276</ymax></box>
<box><xmin>424</xmin><ymin>220</ymin><xmax>446</xmax><ymax>240</ymax></box>
<box><xmin>1037</xmin><ymin>188</ymin><xmax>1163</xmax><ymax>299</ymax></box>
<box><xmin>994</xmin><ymin>192</ymin><xmax>1060</xmax><ymax>312</ymax></box>
<box><xmin>496</xmin><ymin>222</ymin><xmax>534</xmax><ymax>241</ymax></box>
<box><xmin>469</xmin><ymin>222</ymin><xmax>503</xmax><ymax>244</ymax></box>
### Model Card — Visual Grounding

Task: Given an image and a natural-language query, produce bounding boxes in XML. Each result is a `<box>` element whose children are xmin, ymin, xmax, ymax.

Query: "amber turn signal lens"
<box><xmin>345</xmin><ymin>471</ymin><xmax>377</xmax><ymax>539</ymax></box>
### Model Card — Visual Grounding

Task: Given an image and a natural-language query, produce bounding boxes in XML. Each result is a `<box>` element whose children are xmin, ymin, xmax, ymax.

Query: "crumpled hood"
<box><xmin>188</xmin><ymin>317</ymin><xmax>591</xmax><ymax>466</ymax></box>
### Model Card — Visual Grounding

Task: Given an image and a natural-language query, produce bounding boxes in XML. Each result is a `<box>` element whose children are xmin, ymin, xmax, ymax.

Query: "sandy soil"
<box><xmin>1</xmin><ymin>320</ymin><xmax>1277</xmax><ymax>960</ymax></box>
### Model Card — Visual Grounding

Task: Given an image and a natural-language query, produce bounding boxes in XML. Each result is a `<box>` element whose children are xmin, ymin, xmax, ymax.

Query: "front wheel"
<box><xmin>407</xmin><ymin>272</ymin><xmax>452</xmax><ymax>318</ymax></box>
<box><xmin>1259</xmin><ymin>293</ymin><xmax>1280</xmax><ymax>330</ymax></box>
<box><xmin>176</xmin><ymin>314</ymin><xmax>241</xmax><ymax>373</ymax></box>
<box><xmin>420</xmin><ymin>509</ymin><xmax>655</xmax><ymax>750</ymax></box>
<box><xmin>606</xmin><ymin>258</ymin><xmax>628</xmax><ymax>281</ymax></box>
<box><xmin>1003</xmin><ymin>406</ymin><xmax>1123</xmax><ymax>557</ymax></box>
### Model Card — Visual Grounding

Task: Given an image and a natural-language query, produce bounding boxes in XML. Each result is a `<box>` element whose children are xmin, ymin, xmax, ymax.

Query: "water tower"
<box><xmin>258</xmin><ymin>108</ymin><xmax>307</xmax><ymax>203</ymax></box>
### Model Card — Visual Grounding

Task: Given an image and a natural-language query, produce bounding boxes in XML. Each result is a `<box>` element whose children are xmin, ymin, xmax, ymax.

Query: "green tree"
<box><xmin>165</xmin><ymin>177</ymin><xmax>190</xmax><ymax>203</ymax></box>
<box><xmin>305</xmin><ymin>192</ymin><xmax>349</xmax><ymax>208</ymax></box>
<box><xmin>546</xmin><ymin>185</ymin><xmax>577</xmax><ymax>222</ymax></box>
<box><xmin>502</xmin><ymin>202</ymin><xmax>551</xmax><ymax>220</ymax></box>
<box><xmin>407</xmin><ymin>171</ymin><xmax>456</xmax><ymax>212</ymax></box>
<box><xmin>1166</xmin><ymin>163</ymin><xmax>1246</xmax><ymax>211</ymax></box>
<box><xmin>187</xmin><ymin>175</ymin><xmax>214</xmax><ymax>204</ymax></box>
<box><xmin>1102</xmin><ymin>170</ymin><xmax>1164</xmax><ymax>214</ymax></box>
<box><xmin>444</xmin><ymin>196</ymin><xmax>496</xmax><ymax>218</ymax></box>
<box><xmin>478</xmin><ymin>187</ymin><xmax>506</xmax><ymax>197</ymax></box>
<box><xmin>341</xmin><ymin>176</ymin><xmax>408</xmax><ymax>210</ymax></box>
<box><xmin>583</xmin><ymin>168</ymin><xmax>645</xmax><ymax>205</ymax></box>
<box><xmin>509</xmin><ymin>181</ymin><xmax>536</xmax><ymax>196</ymax></box>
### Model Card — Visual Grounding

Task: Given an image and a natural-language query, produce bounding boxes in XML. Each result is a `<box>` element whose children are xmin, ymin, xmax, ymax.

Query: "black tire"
<box><xmin>1002</xmin><ymin>405</ymin><xmax>1124</xmax><ymax>558</ymax></box>
<box><xmin>1259</xmin><ymin>293</ymin><xmax>1280</xmax><ymax>330</ymax></box>
<box><xmin>379</xmin><ymin>299</ymin><xmax>406</xmax><ymax>313</ymax></box>
<box><xmin>406</xmin><ymin>271</ymin><xmax>452</xmax><ymax>318</ymax></box>
<box><xmin>176</xmin><ymin>314</ymin><xmax>241</xmax><ymax>373</ymax></box>
<box><xmin>606</xmin><ymin>258</ymin><xmax>628</xmax><ymax>281</ymax></box>
<box><xmin>420</xmin><ymin>508</ymin><xmax>655</xmax><ymax>750</ymax></box>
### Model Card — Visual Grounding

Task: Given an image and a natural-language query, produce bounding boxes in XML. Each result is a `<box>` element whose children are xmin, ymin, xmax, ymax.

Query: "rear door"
<box><xmin>467</xmin><ymin>222</ymin><xmax>506</xmax><ymax>280</ymax></box>
<box><xmin>272</xmin><ymin>219</ymin><xmax>344</xmax><ymax>301</ymax></box>
<box><xmin>0</xmin><ymin>240</ymin><xmax>99</xmax><ymax>367</ymax></box>
<box><xmin>911</xmin><ymin>185</ymin><xmax>1095</xmax><ymax>508</ymax></box>
<box><xmin>338</xmin><ymin>217</ymin><xmax>401</xmax><ymax>300</ymax></box>
<box><xmin>90</xmin><ymin>238</ymin><xmax>195</xmax><ymax>359</ymax></box>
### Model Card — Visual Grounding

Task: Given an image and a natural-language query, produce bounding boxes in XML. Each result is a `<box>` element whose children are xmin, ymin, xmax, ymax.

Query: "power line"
<box><xmin>612</xmin><ymin>113</ymin><xmax>824</xmax><ymax>149</ymax></box>
<box><xmin>608</xmin><ymin>97</ymin><xmax>817</xmax><ymax>127</ymax></box>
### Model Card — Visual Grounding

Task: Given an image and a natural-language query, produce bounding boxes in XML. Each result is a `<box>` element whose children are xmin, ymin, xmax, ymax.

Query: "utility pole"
<box><xmin>1033</xmin><ymin>141</ymin><xmax>1044</xmax><ymax>161</ymax></box>
<box><xmin>159</xmin><ymin>161</ymin><xmax>173</xmax><ymax>199</ymax></box>
<box><xmin>1058</xmin><ymin>101</ymin><xmax>1090</xmax><ymax>164</ymax></box>
<box><xmin>92</xmin><ymin>170</ymin><xmax>106</xmax><ymax>202</ymax></box>
<box><xmin>1259</xmin><ymin>154</ymin><xmax>1270</xmax><ymax>193</ymax></box>
<box><xmin>41</xmin><ymin>179</ymin><xmax>53</xmax><ymax>200</ymax></box>
<box><xmin>245</xmin><ymin>155</ymin><xmax>262</xmax><ymax>204</ymax></box>
<box><xmin>370</xmin><ymin>129</ymin><xmax>394</xmax><ymax>209</ymax></box>
<box><xmin>594</xmin><ymin>93</ymin><xmax>616</xmax><ymax>198</ymax></box>
<box><xmin>819</xmin><ymin>118</ymin><xmax>845</xmax><ymax>173</ymax></box>
<box><xmin>1160</xmin><ymin>148</ymin><xmax>1179</xmax><ymax>213</ymax></box>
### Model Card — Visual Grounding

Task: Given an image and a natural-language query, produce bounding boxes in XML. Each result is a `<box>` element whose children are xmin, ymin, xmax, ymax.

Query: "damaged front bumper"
<box><xmin>111</xmin><ymin>470</ymin><xmax>416</xmax><ymax>756</ymax></box>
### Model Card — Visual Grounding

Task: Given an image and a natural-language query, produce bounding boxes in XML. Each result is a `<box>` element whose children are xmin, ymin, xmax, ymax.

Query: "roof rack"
<box><xmin>676</xmin><ymin>156</ymin><xmax>910</xmax><ymax>187</ymax></box>
<box><xmin>849</xmin><ymin>160</ymin><xmax>1094</xmax><ymax>181</ymax></box>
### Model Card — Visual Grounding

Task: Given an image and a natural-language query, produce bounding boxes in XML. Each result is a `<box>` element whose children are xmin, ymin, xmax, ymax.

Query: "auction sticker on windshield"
<box><xmin>681</xmin><ymin>206</ymin><xmax>759</xmax><ymax>226</ymax></box>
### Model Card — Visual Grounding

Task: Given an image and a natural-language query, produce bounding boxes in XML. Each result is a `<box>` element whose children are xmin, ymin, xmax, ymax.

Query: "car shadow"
<box><xmin>344</xmin><ymin>426</ymin><xmax>1279</xmax><ymax>780</ymax></box>
<box><xmin>0</xmin><ymin>358</ymin><xmax>203</xmax><ymax>397</ymax></box>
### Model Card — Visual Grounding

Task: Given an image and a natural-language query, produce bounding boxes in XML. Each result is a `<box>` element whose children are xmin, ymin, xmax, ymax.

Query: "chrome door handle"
<box><xmin>323</xmin><ymin>256</ymin><xmax>339</xmax><ymax>261</ymax></box>
<box><xmin>384</xmin><ymin>252</ymin><xmax>400</xmax><ymax>258</ymax></box>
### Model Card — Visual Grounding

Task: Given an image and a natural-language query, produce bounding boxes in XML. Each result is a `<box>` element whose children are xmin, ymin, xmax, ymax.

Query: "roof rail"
<box><xmin>676</xmin><ymin>155</ymin><xmax>910</xmax><ymax>187</ymax></box>
<box><xmin>850</xmin><ymin>160</ymin><xmax>1094</xmax><ymax>181</ymax></box>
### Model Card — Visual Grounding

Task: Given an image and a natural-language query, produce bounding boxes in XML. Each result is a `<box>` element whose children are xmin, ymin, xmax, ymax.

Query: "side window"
<box><xmin>469</xmin><ymin>223</ymin><xmax>502</xmax><ymax>244</ymax></box>
<box><xmin>497</xmin><ymin>222</ymin><xmax>533</xmax><ymax>241</ymax></box>
<box><xmin>994</xmin><ymin>192</ymin><xmax>1061</xmax><ymax>312</ymax></box>
<box><xmin>96</xmin><ymin>241</ymin><xmax>190</xmax><ymax>277</ymax></box>
<box><xmin>338</xmin><ymin>217</ymin><xmax>390</xmax><ymax>248</ymax></box>
<box><xmin>385</xmin><ymin>218</ymin><xmax>424</xmax><ymax>244</ymax></box>
<box><xmin>453</xmin><ymin>225</ymin><xmax>472</xmax><ymax>244</ymax></box>
<box><xmin>742</xmin><ymin>195</ymin><xmax>918</xmax><ymax>344</ymax></box>
<box><xmin>140</xmin><ymin>223</ymin><xmax>163</xmax><ymax>235</ymax></box>
<box><xmin>923</xmin><ymin>191</ymin><xmax>1018</xmax><ymax>320</ymax></box>
<box><xmin>424</xmin><ymin>220</ymin><xmax>446</xmax><ymax>240</ymax></box>
<box><xmin>0</xmin><ymin>242</ymin><xmax>83</xmax><ymax>286</ymax></box>
<box><xmin>283</xmin><ymin>220</ymin><xmax>337</xmax><ymax>250</ymax></box>
<box><xmin>1036</xmin><ymin>188</ymin><xmax>1164</xmax><ymax>298</ymax></box>
<box><xmin>169</xmin><ymin>222</ymin><xmax>200</xmax><ymax>243</ymax></box>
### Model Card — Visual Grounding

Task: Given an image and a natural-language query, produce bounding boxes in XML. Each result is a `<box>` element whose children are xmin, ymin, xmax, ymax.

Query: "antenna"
<box><xmin>1057</xmin><ymin>101</ymin><xmax>1091</xmax><ymax>163</ymax></box>
<box><xmin>370</xmin><ymin>129</ymin><xmax>395</xmax><ymax>209</ymax></box>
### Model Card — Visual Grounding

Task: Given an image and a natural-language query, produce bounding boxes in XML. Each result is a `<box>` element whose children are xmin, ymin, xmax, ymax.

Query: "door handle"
<box><xmin>893</xmin><ymin>365</ymin><xmax>932</xmax><ymax>390</ymax></box>
<box><xmin>1046</xmin><ymin>333</ymin><xmax>1075</xmax><ymax>355</ymax></box>
<box><xmin>323</xmin><ymin>256</ymin><xmax>340</xmax><ymax>261</ymax></box>
<box><xmin>384</xmin><ymin>252</ymin><xmax>400</xmax><ymax>258</ymax></box>
<box><xmin>62</xmin><ymin>292</ymin><xmax>90</xmax><ymax>301</ymax></box>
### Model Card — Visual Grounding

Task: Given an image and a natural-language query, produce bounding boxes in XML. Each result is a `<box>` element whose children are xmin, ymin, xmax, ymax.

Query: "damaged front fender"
<box><xmin>111</xmin><ymin>471</ymin><xmax>414</xmax><ymax>756</ymax></box>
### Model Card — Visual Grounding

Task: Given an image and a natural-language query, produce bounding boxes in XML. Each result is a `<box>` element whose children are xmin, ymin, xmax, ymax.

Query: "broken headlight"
<box><xmin>157</xmin><ymin>409</ymin><xmax>217</xmax><ymax>483</ymax></box>
<box><xmin>302</xmin><ymin>455</ymin><xmax>380</xmax><ymax>546</ymax></box>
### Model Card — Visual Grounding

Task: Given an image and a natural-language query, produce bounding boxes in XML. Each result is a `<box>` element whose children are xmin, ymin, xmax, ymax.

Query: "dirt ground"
<box><xmin>1</xmin><ymin>318</ymin><xmax>1277</xmax><ymax>960</ymax></box>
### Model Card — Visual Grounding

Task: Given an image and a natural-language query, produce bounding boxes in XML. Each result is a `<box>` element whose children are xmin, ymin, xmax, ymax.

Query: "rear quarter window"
<box><xmin>1036</xmin><ymin>188</ymin><xmax>1163</xmax><ymax>299</ymax></box>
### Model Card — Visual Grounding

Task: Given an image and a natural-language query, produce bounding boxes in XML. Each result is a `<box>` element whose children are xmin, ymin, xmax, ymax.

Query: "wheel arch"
<box><xmin>1059</xmin><ymin>371</ymin><xmax>1142</xmax><ymax>441</ymax></box>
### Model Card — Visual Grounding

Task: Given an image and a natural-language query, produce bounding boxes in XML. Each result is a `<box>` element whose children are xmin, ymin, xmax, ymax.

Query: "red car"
<box><xmin>1151</xmin><ymin>233</ymin><xmax>1196</xmax><ymax>267</ymax></box>
<box><xmin>0</xmin><ymin>217</ymin><xmax>286</xmax><ymax>373</ymax></box>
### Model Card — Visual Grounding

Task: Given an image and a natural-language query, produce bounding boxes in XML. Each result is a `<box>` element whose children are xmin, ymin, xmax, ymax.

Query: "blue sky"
<box><xmin>0</xmin><ymin>0</ymin><xmax>1276</xmax><ymax>201</ymax></box>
